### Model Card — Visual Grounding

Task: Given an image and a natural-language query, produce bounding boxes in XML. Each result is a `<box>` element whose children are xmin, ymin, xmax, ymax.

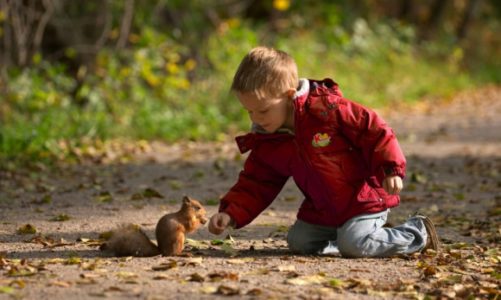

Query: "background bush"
<box><xmin>0</xmin><ymin>0</ymin><xmax>499</xmax><ymax>165</ymax></box>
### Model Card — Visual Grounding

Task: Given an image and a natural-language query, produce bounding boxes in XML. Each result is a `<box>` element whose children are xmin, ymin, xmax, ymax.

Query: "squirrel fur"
<box><xmin>100</xmin><ymin>196</ymin><xmax>207</xmax><ymax>256</ymax></box>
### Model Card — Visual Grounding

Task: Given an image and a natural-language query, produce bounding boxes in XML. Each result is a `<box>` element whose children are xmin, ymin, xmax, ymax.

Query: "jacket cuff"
<box><xmin>383</xmin><ymin>166</ymin><xmax>406</xmax><ymax>179</ymax></box>
<box><xmin>218</xmin><ymin>204</ymin><xmax>248</xmax><ymax>229</ymax></box>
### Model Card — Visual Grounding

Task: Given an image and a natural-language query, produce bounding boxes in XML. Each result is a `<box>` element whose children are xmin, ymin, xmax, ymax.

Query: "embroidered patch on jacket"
<box><xmin>312</xmin><ymin>133</ymin><xmax>331</xmax><ymax>147</ymax></box>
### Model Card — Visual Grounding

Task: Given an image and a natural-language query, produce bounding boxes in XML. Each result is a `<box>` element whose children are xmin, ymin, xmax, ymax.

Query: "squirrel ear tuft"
<box><xmin>182</xmin><ymin>196</ymin><xmax>191</xmax><ymax>204</ymax></box>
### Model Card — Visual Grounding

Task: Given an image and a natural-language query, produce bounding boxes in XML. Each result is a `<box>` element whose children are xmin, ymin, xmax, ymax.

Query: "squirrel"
<box><xmin>100</xmin><ymin>196</ymin><xmax>208</xmax><ymax>256</ymax></box>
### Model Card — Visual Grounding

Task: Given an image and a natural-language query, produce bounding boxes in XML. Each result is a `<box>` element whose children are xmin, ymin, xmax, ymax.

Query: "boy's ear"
<box><xmin>286</xmin><ymin>88</ymin><xmax>296</xmax><ymax>99</ymax></box>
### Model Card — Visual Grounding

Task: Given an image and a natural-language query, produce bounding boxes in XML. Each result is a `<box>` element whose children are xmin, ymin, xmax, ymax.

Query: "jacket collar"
<box><xmin>294</xmin><ymin>78</ymin><xmax>310</xmax><ymax>108</ymax></box>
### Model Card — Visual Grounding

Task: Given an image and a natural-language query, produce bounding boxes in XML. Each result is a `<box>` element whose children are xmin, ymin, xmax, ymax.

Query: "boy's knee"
<box><xmin>337</xmin><ymin>242</ymin><xmax>366</xmax><ymax>258</ymax></box>
<box><xmin>287</xmin><ymin>228</ymin><xmax>309</xmax><ymax>254</ymax></box>
<box><xmin>337</xmin><ymin>233</ymin><xmax>370</xmax><ymax>258</ymax></box>
<box><xmin>287</xmin><ymin>225</ymin><xmax>320</xmax><ymax>254</ymax></box>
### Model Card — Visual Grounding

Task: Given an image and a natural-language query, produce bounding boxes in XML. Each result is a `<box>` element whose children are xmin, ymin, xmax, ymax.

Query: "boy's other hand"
<box><xmin>208</xmin><ymin>212</ymin><xmax>234</xmax><ymax>235</ymax></box>
<box><xmin>383</xmin><ymin>175</ymin><xmax>403</xmax><ymax>195</ymax></box>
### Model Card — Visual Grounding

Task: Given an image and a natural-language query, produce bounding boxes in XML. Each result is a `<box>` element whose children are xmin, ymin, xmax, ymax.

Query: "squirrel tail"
<box><xmin>100</xmin><ymin>224</ymin><xmax>160</xmax><ymax>257</ymax></box>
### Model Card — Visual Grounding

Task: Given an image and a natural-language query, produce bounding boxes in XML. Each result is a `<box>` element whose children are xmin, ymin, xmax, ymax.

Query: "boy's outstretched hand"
<box><xmin>208</xmin><ymin>212</ymin><xmax>234</xmax><ymax>235</ymax></box>
<box><xmin>383</xmin><ymin>175</ymin><xmax>403</xmax><ymax>195</ymax></box>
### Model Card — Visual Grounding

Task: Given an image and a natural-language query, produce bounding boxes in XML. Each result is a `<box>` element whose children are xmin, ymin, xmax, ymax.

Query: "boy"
<box><xmin>208</xmin><ymin>46</ymin><xmax>438</xmax><ymax>257</ymax></box>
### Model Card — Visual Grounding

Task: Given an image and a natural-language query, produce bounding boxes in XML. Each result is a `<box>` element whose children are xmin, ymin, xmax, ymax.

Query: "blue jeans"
<box><xmin>287</xmin><ymin>210</ymin><xmax>427</xmax><ymax>257</ymax></box>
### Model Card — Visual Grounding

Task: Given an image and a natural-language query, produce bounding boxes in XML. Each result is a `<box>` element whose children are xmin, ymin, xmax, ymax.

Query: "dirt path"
<box><xmin>1</xmin><ymin>87</ymin><xmax>500</xmax><ymax>300</ymax></box>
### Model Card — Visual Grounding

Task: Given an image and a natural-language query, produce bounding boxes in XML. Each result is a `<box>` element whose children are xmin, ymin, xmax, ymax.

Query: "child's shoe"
<box><xmin>413</xmin><ymin>214</ymin><xmax>439</xmax><ymax>251</ymax></box>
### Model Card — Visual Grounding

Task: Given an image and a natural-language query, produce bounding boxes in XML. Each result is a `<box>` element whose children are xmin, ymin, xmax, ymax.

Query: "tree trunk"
<box><xmin>456</xmin><ymin>0</ymin><xmax>481</xmax><ymax>41</ymax></box>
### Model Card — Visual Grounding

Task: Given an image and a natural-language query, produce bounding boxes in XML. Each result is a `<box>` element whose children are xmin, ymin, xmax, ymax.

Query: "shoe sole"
<box><xmin>421</xmin><ymin>217</ymin><xmax>439</xmax><ymax>251</ymax></box>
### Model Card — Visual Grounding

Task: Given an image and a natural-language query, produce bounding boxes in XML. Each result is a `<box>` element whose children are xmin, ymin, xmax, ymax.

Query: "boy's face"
<box><xmin>238</xmin><ymin>90</ymin><xmax>295</xmax><ymax>133</ymax></box>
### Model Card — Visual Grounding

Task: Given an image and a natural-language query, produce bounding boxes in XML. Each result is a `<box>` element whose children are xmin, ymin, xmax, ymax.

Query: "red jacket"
<box><xmin>219</xmin><ymin>78</ymin><xmax>406</xmax><ymax>228</ymax></box>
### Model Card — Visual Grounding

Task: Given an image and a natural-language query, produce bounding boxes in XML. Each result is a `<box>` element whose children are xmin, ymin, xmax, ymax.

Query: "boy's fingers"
<box><xmin>383</xmin><ymin>180</ymin><xmax>389</xmax><ymax>193</ymax></box>
<box><xmin>390</xmin><ymin>179</ymin><xmax>397</xmax><ymax>194</ymax></box>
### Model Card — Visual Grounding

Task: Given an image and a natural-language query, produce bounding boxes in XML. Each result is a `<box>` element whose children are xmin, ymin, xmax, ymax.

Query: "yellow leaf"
<box><xmin>184</xmin><ymin>59</ymin><xmax>197</xmax><ymax>71</ymax></box>
<box><xmin>273</xmin><ymin>0</ymin><xmax>290</xmax><ymax>11</ymax></box>
<box><xmin>116</xmin><ymin>271</ymin><xmax>138</xmax><ymax>280</ymax></box>
<box><xmin>65</xmin><ymin>257</ymin><xmax>81</xmax><ymax>265</ymax></box>
<box><xmin>0</xmin><ymin>286</ymin><xmax>15</xmax><ymax>294</ymax></box>
<box><xmin>199</xmin><ymin>285</ymin><xmax>218</xmax><ymax>294</ymax></box>
<box><xmin>185</xmin><ymin>238</ymin><xmax>207</xmax><ymax>249</ymax></box>
<box><xmin>285</xmin><ymin>275</ymin><xmax>326</xmax><ymax>286</ymax></box>
<box><xmin>49</xmin><ymin>281</ymin><xmax>72</xmax><ymax>288</ymax></box>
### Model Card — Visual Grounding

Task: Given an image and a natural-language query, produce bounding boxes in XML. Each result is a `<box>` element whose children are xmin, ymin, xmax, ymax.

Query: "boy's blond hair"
<box><xmin>231</xmin><ymin>46</ymin><xmax>298</xmax><ymax>99</ymax></box>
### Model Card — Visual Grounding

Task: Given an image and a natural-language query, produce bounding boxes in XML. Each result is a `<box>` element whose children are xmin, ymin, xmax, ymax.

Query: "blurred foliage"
<box><xmin>0</xmin><ymin>0</ymin><xmax>499</xmax><ymax>165</ymax></box>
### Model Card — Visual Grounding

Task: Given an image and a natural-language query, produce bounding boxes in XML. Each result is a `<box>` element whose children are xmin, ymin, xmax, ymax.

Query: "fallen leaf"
<box><xmin>216</xmin><ymin>284</ymin><xmax>240</xmax><ymax>296</ymax></box>
<box><xmin>246</xmin><ymin>288</ymin><xmax>262</xmax><ymax>296</ymax></box>
<box><xmin>16</xmin><ymin>224</ymin><xmax>37</xmax><ymax>235</ymax></box>
<box><xmin>185</xmin><ymin>238</ymin><xmax>207</xmax><ymax>249</ymax></box>
<box><xmin>325</xmin><ymin>278</ymin><xmax>345</xmax><ymax>289</ymax></box>
<box><xmin>208</xmin><ymin>271</ymin><xmax>239</xmax><ymax>282</ymax></box>
<box><xmin>7</xmin><ymin>266</ymin><xmax>37</xmax><ymax>277</ymax></box>
<box><xmin>34</xmin><ymin>195</ymin><xmax>52</xmax><ymax>205</ymax></box>
<box><xmin>183</xmin><ymin>257</ymin><xmax>203</xmax><ymax>266</ymax></box>
<box><xmin>7</xmin><ymin>279</ymin><xmax>25</xmax><ymax>289</ymax></box>
<box><xmin>65</xmin><ymin>257</ymin><xmax>81</xmax><ymax>265</ymax></box>
<box><xmin>50</xmin><ymin>214</ymin><xmax>71</xmax><ymax>222</ymax></box>
<box><xmin>152</xmin><ymin>260</ymin><xmax>177</xmax><ymax>271</ymax></box>
<box><xmin>106</xmin><ymin>286</ymin><xmax>125</xmax><ymax>292</ymax></box>
<box><xmin>210</xmin><ymin>239</ymin><xmax>224</xmax><ymax>246</ymax></box>
<box><xmin>80</xmin><ymin>273</ymin><xmax>102</xmax><ymax>279</ymax></box>
<box><xmin>246</xmin><ymin>268</ymin><xmax>270</xmax><ymax>275</ymax></box>
<box><xmin>285</xmin><ymin>275</ymin><xmax>326</xmax><ymax>286</ymax></box>
<box><xmin>142</xmin><ymin>188</ymin><xmax>164</xmax><ymax>198</ymax></box>
<box><xmin>187</xmin><ymin>273</ymin><xmax>205</xmax><ymax>282</ymax></box>
<box><xmin>116</xmin><ymin>271</ymin><xmax>138</xmax><ymax>279</ymax></box>
<box><xmin>152</xmin><ymin>274</ymin><xmax>170</xmax><ymax>280</ymax></box>
<box><xmin>95</xmin><ymin>191</ymin><xmax>113</xmax><ymax>203</ymax></box>
<box><xmin>168</xmin><ymin>181</ymin><xmax>183</xmax><ymax>191</ymax></box>
<box><xmin>199</xmin><ymin>285</ymin><xmax>218</xmax><ymax>294</ymax></box>
<box><xmin>49</xmin><ymin>281</ymin><xmax>72</xmax><ymax>288</ymax></box>
<box><xmin>423</xmin><ymin>265</ymin><xmax>438</xmax><ymax>277</ymax></box>
<box><xmin>130</xmin><ymin>193</ymin><xmax>144</xmax><ymax>200</ymax></box>
<box><xmin>0</xmin><ymin>286</ymin><xmax>15</xmax><ymax>294</ymax></box>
